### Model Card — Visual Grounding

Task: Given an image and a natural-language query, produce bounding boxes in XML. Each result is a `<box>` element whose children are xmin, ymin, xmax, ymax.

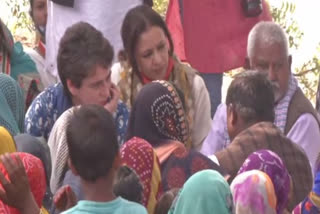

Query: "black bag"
<box><xmin>242</xmin><ymin>0</ymin><xmax>263</xmax><ymax>17</ymax></box>
<box><xmin>50</xmin><ymin>0</ymin><xmax>74</xmax><ymax>7</ymax></box>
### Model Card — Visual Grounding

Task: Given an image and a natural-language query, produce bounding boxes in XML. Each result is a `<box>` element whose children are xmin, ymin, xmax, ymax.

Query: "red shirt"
<box><xmin>167</xmin><ymin>0</ymin><xmax>272</xmax><ymax>74</ymax></box>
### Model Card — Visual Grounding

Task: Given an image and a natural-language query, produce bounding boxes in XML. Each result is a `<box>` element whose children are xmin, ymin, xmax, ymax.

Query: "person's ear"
<box><xmin>68</xmin><ymin>158</ymin><xmax>79</xmax><ymax>176</ymax></box>
<box><xmin>288</xmin><ymin>55</ymin><xmax>292</xmax><ymax>71</ymax></box>
<box><xmin>224</xmin><ymin>174</ymin><xmax>231</xmax><ymax>181</ymax></box>
<box><xmin>112</xmin><ymin>153</ymin><xmax>121</xmax><ymax>172</ymax></box>
<box><xmin>228</xmin><ymin>105</ymin><xmax>238</xmax><ymax>126</ymax></box>
<box><xmin>244</xmin><ymin>57</ymin><xmax>251</xmax><ymax>69</ymax></box>
<box><xmin>143</xmin><ymin>0</ymin><xmax>153</xmax><ymax>7</ymax></box>
<box><xmin>66</xmin><ymin>79</ymin><xmax>78</xmax><ymax>97</ymax></box>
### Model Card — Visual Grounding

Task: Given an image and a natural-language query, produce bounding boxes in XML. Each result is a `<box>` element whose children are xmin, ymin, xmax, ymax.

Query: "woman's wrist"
<box><xmin>18</xmin><ymin>191</ymin><xmax>40</xmax><ymax>214</ymax></box>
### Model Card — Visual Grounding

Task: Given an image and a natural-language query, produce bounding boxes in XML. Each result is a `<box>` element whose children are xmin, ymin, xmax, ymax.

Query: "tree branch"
<box><xmin>294</xmin><ymin>67</ymin><xmax>318</xmax><ymax>76</ymax></box>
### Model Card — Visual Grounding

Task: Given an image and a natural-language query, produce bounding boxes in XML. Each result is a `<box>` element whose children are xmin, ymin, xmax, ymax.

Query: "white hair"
<box><xmin>247</xmin><ymin>21</ymin><xmax>289</xmax><ymax>58</ymax></box>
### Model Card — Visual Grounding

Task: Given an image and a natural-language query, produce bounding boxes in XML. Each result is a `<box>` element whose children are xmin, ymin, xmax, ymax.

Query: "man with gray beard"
<box><xmin>201</xmin><ymin>21</ymin><xmax>320</xmax><ymax>174</ymax></box>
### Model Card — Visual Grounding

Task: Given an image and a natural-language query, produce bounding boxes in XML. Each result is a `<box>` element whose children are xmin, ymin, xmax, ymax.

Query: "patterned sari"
<box><xmin>126</xmin><ymin>80</ymin><xmax>224</xmax><ymax>192</ymax></box>
<box><xmin>126</xmin><ymin>80</ymin><xmax>189</xmax><ymax>147</ymax></box>
<box><xmin>118</xmin><ymin>56</ymin><xmax>211</xmax><ymax>149</ymax></box>
<box><xmin>0</xmin><ymin>152</ymin><xmax>46</xmax><ymax>214</ymax></box>
<box><xmin>231</xmin><ymin>170</ymin><xmax>277</xmax><ymax>214</ymax></box>
<box><xmin>293</xmin><ymin>170</ymin><xmax>320</xmax><ymax>214</ymax></box>
<box><xmin>160</xmin><ymin>144</ymin><xmax>225</xmax><ymax>191</ymax></box>
<box><xmin>121</xmin><ymin>137</ymin><xmax>162</xmax><ymax>214</ymax></box>
<box><xmin>238</xmin><ymin>150</ymin><xmax>291</xmax><ymax>214</ymax></box>
<box><xmin>168</xmin><ymin>170</ymin><xmax>234</xmax><ymax>214</ymax></box>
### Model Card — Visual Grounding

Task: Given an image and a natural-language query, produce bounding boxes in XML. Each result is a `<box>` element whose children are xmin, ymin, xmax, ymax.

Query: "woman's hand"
<box><xmin>0</xmin><ymin>153</ymin><xmax>39</xmax><ymax>214</ymax></box>
<box><xmin>54</xmin><ymin>185</ymin><xmax>77</xmax><ymax>212</ymax></box>
<box><xmin>104</xmin><ymin>83</ymin><xmax>120</xmax><ymax>114</ymax></box>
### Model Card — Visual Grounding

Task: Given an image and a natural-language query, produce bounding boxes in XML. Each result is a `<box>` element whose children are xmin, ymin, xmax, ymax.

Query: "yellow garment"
<box><xmin>0</xmin><ymin>126</ymin><xmax>16</xmax><ymax>154</ymax></box>
<box><xmin>40</xmin><ymin>207</ymin><xmax>49</xmax><ymax>214</ymax></box>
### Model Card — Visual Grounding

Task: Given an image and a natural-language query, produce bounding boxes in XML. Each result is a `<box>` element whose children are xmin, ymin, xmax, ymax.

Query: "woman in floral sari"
<box><xmin>126</xmin><ymin>80</ymin><xmax>224</xmax><ymax>192</ymax></box>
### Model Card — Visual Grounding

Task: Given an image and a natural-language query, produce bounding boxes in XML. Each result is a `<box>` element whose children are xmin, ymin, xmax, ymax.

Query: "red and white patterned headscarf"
<box><xmin>0</xmin><ymin>152</ymin><xmax>46</xmax><ymax>213</ymax></box>
<box><xmin>121</xmin><ymin>137</ymin><xmax>162</xmax><ymax>214</ymax></box>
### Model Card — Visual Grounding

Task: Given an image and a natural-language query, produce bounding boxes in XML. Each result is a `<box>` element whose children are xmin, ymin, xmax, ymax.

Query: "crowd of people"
<box><xmin>0</xmin><ymin>0</ymin><xmax>320</xmax><ymax>213</ymax></box>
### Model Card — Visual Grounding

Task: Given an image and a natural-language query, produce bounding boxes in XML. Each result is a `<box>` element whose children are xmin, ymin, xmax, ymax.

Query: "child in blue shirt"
<box><xmin>62</xmin><ymin>105</ymin><xmax>147</xmax><ymax>214</ymax></box>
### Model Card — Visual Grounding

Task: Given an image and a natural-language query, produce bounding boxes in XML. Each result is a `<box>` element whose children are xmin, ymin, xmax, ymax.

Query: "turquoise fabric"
<box><xmin>169</xmin><ymin>169</ymin><xmax>234</xmax><ymax>214</ymax></box>
<box><xmin>0</xmin><ymin>19</ymin><xmax>37</xmax><ymax>80</ymax></box>
<box><xmin>62</xmin><ymin>197</ymin><xmax>147</xmax><ymax>214</ymax></box>
<box><xmin>0</xmin><ymin>73</ymin><xmax>24</xmax><ymax>136</ymax></box>
<box><xmin>10</xmin><ymin>41</ymin><xmax>38</xmax><ymax>80</ymax></box>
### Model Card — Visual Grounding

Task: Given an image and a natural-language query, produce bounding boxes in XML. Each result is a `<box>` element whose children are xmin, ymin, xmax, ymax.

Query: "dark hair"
<box><xmin>113</xmin><ymin>166</ymin><xmax>143</xmax><ymax>203</ymax></box>
<box><xmin>57</xmin><ymin>22</ymin><xmax>114</xmax><ymax>98</ymax></box>
<box><xmin>226</xmin><ymin>70</ymin><xmax>275</xmax><ymax>123</ymax></box>
<box><xmin>29</xmin><ymin>0</ymin><xmax>34</xmax><ymax>8</ymax></box>
<box><xmin>14</xmin><ymin>134</ymin><xmax>51</xmax><ymax>186</ymax></box>
<box><xmin>121</xmin><ymin>5</ymin><xmax>174</xmax><ymax>75</ymax></box>
<box><xmin>29</xmin><ymin>0</ymin><xmax>34</xmax><ymax>18</ymax></box>
<box><xmin>0</xmin><ymin>19</ymin><xmax>12</xmax><ymax>56</ymax></box>
<box><xmin>125</xmin><ymin>81</ymin><xmax>189</xmax><ymax>146</ymax></box>
<box><xmin>154</xmin><ymin>188</ymin><xmax>180</xmax><ymax>214</ymax></box>
<box><xmin>66</xmin><ymin>105</ymin><xmax>119</xmax><ymax>182</ymax></box>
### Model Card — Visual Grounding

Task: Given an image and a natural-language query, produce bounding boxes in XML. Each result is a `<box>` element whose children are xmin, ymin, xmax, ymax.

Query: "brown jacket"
<box><xmin>285</xmin><ymin>88</ymin><xmax>320</xmax><ymax>134</ymax></box>
<box><xmin>216</xmin><ymin>122</ymin><xmax>312</xmax><ymax>211</ymax></box>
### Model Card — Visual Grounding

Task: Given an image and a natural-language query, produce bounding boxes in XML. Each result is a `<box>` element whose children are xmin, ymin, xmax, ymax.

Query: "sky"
<box><xmin>269</xmin><ymin>0</ymin><xmax>320</xmax><ymax>68</ymax></box>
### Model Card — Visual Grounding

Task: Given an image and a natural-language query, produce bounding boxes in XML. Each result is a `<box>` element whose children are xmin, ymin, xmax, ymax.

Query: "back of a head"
<box><xmin>226</xmin><ymin>70</ymin><xmax>275</xmax><ymax>123</ymax></box>
<box><xmin>57</xmin><ymin>22</ymin><xmax>114</xmax><ymax>97</ymax></box>
<box><xmin>170</xmin><ymin>170</ymin><xmax>233</xmax><ymax>214</ymax></box>
<box><xmin>15</xmin><ymin>134</ymin><xmax>51</xmax><ymax>186</ymax></box>
<box><xmin>126</xmin><ymin>81</ymin><xmax>189</xmax><ymax>146</ymax></box>
<box><xmin>121</xmin><ymin>5</ymin><xmax>173</xmax><ymax>70</ymax></box>
<box><xmin>0</xmin><ymin>19</ymin><xmax>13</xmax><ymax>56</ymax></box>
<box><xmin>113</xmin><ymin>165</ymin><xmax>143</xmax><ymax>204</ymax></box>
<box><xmin>155</xmin><ymin>188</ymin><xmax>180</xmax><ymax>214</ymax></box>
<box><xmin>66</xmin><ymin>105</ymin><xmax>119</xmax><ymax>182</ymax></box>
<box><xmin>247</xmin><ymin>21</ymin><xmax>289</xmax><ymax>59</ymax></box>
<box><xmin>231</xmin><ymin>170</ymin><xmax>277</xmax><ymax>214</ymax></box>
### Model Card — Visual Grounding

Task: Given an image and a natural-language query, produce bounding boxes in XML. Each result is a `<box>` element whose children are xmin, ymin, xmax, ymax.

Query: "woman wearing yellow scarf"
<box><xmin>0</xmin><ymin>126</ymin><xmax>49</xmax><ymax>214</ymax></box>
<box><xmin>0</xmin><ymin>126</ymin><xmax>16</xmax><ymax>154</ymax></box>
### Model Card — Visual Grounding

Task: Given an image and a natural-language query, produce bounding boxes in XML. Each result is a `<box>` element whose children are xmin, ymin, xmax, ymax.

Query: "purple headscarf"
<box><xmin>238</xmin><ymin>149</ymin><xmax>291</xmax><ymax>213</ymax></box>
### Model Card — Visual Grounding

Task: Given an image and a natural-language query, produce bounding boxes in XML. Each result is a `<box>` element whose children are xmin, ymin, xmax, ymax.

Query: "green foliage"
<box><xmin>6</xmin><ymin>0</ymin><xmax>33</xmax><ymax>32</ymax></box>
<box><xmin>294</xmin><ymin>46</ymin><xmax>320</xmax><ymax>103</ymax></box>
<box><xmin>153</xmin><ymin>0</ymin><xmax>169</xmax><ymax>18</ymax></box>
<box><xmin>271</xmin><ymin>2</ymin><xmax>303</xmax><ymax>50</ymax></box>
<box><xmin>272</xmin><ymin>1</ymin><xmax>320</xmax><ymax>103</ymax></box>
<box><xmin>2</xmin><ymin>0</ymin><xmax>34</xmax><ymax>46</ymax></box>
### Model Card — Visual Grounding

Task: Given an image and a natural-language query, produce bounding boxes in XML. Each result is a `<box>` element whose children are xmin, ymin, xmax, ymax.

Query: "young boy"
<box><xmin>63</xmin><ymin>105</ymin><xmax>147</xmax><ymax>214</ymax></box>
<box><xmin>113</xmin><ymin>166</ymin><xmax>143</xmax><ymax>204</ymax></box>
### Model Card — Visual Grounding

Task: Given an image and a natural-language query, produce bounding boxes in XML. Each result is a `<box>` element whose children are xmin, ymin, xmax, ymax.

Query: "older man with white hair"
<box><xmin>201</xmin><ymin>21</ymin><xmax>320</xmax><ymax>173</ymax></box>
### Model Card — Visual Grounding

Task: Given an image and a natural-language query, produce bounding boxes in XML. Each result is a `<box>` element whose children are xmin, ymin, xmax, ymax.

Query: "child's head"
<box><xmin>154</xmin><ymin>188</ymin><xmax>180</xmax><ymax>214</ymax></box>
<box><xmin>66</xmin><ymin>105</ymin><xmax>119</xmax><ymax>182</ymax></box>
<box><xmin>113</xmin><ymin>165</ymin><xmax>143</xmax><ymax>203</ymax></box>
